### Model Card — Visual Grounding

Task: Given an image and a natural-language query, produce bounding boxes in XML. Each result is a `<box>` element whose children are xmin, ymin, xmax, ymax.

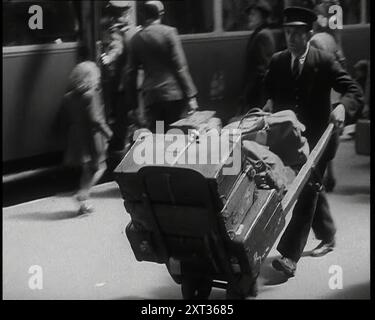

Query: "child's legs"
<box><xmin>77</xmin><ymin>161</ymin><xmax>107</xmax><ymax>200</ymax></box>
<box><xmin>90</xmin><ymin>161</ymin><xmax>107</xmax><ymax>189</ymax></box>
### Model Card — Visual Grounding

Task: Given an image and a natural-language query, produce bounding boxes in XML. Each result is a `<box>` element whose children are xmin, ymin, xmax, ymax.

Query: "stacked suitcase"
<box><xmin>114</xmin><ymin>129</ymin><xmax>286</xmax><ymax>299</ymax></box>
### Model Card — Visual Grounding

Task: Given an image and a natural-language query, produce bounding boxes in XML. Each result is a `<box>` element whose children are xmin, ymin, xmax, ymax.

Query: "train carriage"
<box><xmin>2</xmin><ymin>0</ymin><xmax>370</xmax><ymax>171</ymax></box>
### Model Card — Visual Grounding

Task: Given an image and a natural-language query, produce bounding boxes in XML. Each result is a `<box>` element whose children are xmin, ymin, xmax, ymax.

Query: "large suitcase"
<box><xmin>124</xmin><ymin>164</ymin><xmax>256</xmax><ymax>244</ymax></box>
<box><xmin>115</xmin><ymin>131</ymin><xmax>245</xmax><ymax>207</ymax></box>
<box><xmin>114</xmin><ymin>131</ymin><xmax>256</xmax><ymax>256</ymax></box>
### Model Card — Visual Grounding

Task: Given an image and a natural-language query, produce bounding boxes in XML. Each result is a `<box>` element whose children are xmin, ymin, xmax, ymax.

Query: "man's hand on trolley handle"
<box><xmin>330</xmin><ymin>103</ymin><xmax>346</xmax><ymax>132</ymax></box>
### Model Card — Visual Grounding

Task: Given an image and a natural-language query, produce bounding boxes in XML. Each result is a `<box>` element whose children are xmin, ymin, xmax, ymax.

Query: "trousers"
<box><xmin>276</xmin><ymin>130</ymin><xmax>338</xmax><ymax>262</ymax></box>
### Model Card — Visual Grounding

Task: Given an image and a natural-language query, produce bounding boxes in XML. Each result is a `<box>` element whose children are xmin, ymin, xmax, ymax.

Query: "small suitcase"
<box><xmin>225</xmin><ymin>188</ymin><xmax>285</xmax><ymax>298</ymax></box>
<box><xmin>169</xmin><ymin>110</ymin><xmax>222</xmax><ymax>134</ymax></box>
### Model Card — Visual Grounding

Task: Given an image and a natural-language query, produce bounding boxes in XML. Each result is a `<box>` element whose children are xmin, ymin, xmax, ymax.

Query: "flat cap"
<box><xmin>108</xmin><ymin>1</ymin><xmax>132</xmax><ymax>9</ymax></box>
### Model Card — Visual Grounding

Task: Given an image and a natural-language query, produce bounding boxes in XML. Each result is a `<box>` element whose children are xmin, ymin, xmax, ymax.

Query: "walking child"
<box><xmin>62</xmin><ymin>61</ymin><xmax>113</xmax><ymax>214</ymax></box>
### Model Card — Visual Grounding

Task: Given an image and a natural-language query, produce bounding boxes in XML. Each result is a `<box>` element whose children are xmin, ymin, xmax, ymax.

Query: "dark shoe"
<box><xmin>75</xmin><ymin>195</ymin><xmax>94</xmax><ymax>215</ymax></box>
<box><xmin>310</xmin><ymin>239</ymin><xmax>336</xmax><ymax>257</ymax></box>
<box><xmin>78</xmin><ymin>201</ymin><xmax>94</xmax><ymax>215</ymax></box>
<box><xmin>272</xmin><ymin>257</ymin><xmax>296</xmax><ymax>277</ymax></box>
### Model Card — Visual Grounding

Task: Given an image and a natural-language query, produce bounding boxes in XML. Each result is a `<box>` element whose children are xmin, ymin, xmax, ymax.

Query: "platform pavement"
<box><xmin>3</xmin><ymin>139</ymin><xmax>370</xmax><ymax>299</ymax></box>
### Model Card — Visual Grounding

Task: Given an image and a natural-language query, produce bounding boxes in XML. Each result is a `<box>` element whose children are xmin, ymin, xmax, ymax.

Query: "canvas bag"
<box><xmin>224</xmin><ymin>109</ymin><xmax>310</xmax><ymax>169</ymax></box>
<box><xmin>242</xmin><ymin>140</ymin><xmax>296</xmax><ymax>195</ymax></box>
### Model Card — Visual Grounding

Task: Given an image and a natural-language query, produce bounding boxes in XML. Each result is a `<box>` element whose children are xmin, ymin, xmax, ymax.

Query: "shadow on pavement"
<box><xmin>323</xmin><ymin>282</ymin><xmax>370</xmax><ymax>299</ymax></box>
<box><xmin>6</xmin><ymin>210</ymin><xmax>79</xmax><ymax>221</ymax></box>
<box><xmin>113</xmin><ymin>296</ymin><xmax>150</xmax><ymax>300</ymax></box>
<box><xmin>301</xmin><ymin>250</ymin><xmax>313</xmax><ymax>257</ymax></box>
<box><xmin>90</xmin><ymin>185</ymin><xmax>121</xmax><ymax>199</ymax></box>
<box><xmin>333</xmin><ymin>185</ymin><xmax>370</xmax><ymax>196</ymax></box>
<box><xmin>3</xmin><ymin>167</ymin><xmax>115</xmax><ymax>208</ymax></box>
<box><xmin>148</xmin><ymin>284</ymin><xmax>182</xmax><ymax>300</ymax></box>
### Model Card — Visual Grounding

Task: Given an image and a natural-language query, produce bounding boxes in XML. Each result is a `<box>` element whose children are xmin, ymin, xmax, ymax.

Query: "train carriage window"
<box><xmin>135</xmin><ymin>0</ymin><xmax>214</xmax><ymax>34</ymax></box>
<box><xmin>3</xmin><ymin>0</ymin><xmax>78</xmax><ymax>47</ymax></box>
<box><xmin>339</xmin><ymin>0</ymin><xmax>361</xmax><ymax>24</ymax></box>
<box><xmin>223</xmin><ymin>0</ymin><xmax>284</xmax><ymax>31</ymax></box>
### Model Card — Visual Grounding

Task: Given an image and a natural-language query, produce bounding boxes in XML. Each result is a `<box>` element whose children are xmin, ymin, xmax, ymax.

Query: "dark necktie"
<box><xmin>292</xmin><ymin>57</ymin><xmax>300</xmax><ymax>80</ymax></box>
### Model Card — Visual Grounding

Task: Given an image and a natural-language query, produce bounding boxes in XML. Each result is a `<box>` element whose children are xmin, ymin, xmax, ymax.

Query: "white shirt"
<box><xmin>291</xmin><ymin>42</ymin><xmax>310</xmax><ymax>76</ymax></box>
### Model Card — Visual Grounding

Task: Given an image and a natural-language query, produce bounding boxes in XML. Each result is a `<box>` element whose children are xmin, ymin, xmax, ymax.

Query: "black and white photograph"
<box><xmin>2</xmin><ymin>0</ymin><xmax>371</xmax><ymax>303</ymax></box>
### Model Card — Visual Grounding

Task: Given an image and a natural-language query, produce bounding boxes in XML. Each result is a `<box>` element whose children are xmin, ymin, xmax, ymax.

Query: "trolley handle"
<box><xmin>281</xmin><ymin>123</ymin><xmax>334</xmax><ymax>214</ymax></box>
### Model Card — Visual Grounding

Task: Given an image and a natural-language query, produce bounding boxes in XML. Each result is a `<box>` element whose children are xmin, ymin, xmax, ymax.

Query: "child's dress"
<box><xmin>63</xmin><ymin>88</ymin><xmax>113</xmax><ymax>169</ymax></box>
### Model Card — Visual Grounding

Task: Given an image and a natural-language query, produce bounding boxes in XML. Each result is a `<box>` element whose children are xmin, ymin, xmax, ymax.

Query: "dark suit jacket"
<box><xmin>264</xmin><ymin>46</ymin><xmax>363</xmax><ymax>147</ymax></box>
<box><xmin>126</xmin><ymin>23</ymin><xmax>197</xmax><ymax>108</ymax></box>
<box><xmin>243</xmin><ymin>25</ymin><xmax>275</xmax><ymax>108</ymax></box>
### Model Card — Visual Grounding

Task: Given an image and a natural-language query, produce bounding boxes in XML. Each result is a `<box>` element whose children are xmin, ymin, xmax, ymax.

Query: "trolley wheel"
<box><xmin>181</xmin><ymin>277</ymin><xmax>213</xmax><ymax>300</ymax></box>
<box><xmin>226</xmin><ymin>276</ymin><xmax>258</xmax><ymax>300</ymax></box>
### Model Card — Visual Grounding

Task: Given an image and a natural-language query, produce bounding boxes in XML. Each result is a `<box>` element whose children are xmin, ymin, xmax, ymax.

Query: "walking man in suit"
<box><xmin>126</xmin><ymin>0</ymin><xmax>198</xmax><ymax>133</ymax></box>
<box><xmin>264</xmin><ymin>6</ymin><xmax>363</xmax><ymax>277</ymax></box>
<box><xmin>241</xmin><ymin>0</ymin><xmax>276</xmax><ymax>112</ymax></box>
